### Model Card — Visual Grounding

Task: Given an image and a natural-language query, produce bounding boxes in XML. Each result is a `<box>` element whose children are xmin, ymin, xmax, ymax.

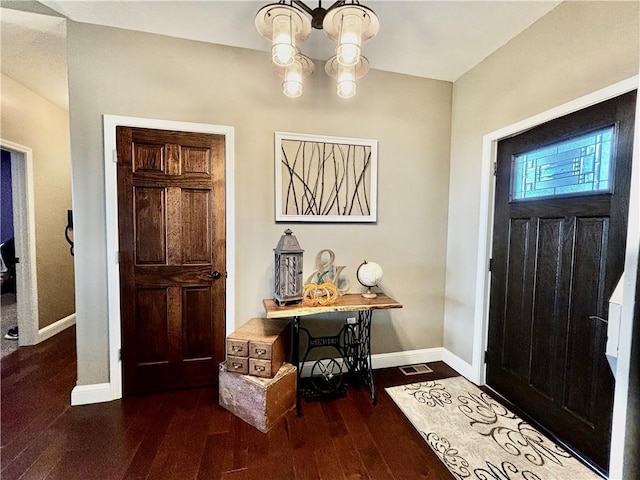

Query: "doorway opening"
<box><xmin>1</xmin><ymin>149</ymin><xmax>18</xmax><ymax>355</ymax></box>
<box><xmin>0</xmin><ymin>141</ymin><xmax>39</xmax><ymax>351</ymax></box>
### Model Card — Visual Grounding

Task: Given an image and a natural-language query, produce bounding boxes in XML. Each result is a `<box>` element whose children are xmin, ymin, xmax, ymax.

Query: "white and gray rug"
<box><xmin>386</xmin><ymin>376</ymin><xmax>602</xmax><ymax>480</ymax></box>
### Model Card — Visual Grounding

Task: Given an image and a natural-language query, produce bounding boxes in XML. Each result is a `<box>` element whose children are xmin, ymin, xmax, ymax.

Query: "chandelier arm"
<box><xmin>327</xmin><ymin>1</ymin><xmax>345</xmax><ymax>10</ymax></box>
<box><xmin>292</xmin><ymin>1</ymin><xmax>314</xmax><ymax>15</ymax></box>
<box><xmin>293</xmin><ymin>1</ymin><xmax>348</xmax><ymax>29</ymax></box>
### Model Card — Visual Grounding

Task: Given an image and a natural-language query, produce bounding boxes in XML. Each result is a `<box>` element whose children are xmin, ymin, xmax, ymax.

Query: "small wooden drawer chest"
<box><xmin>226</xmin><ymin>317</ymin><xmax>291</xmax><ymax>378</ymax></box>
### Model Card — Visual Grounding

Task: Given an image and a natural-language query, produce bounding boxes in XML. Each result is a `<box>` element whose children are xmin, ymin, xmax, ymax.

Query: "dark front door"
<box><xmin>116</xmin><ymin>126</ymin><xmax>226</xmax><ymax>395</ymax></box>
<box><xmin>487</xmin><ymin>91</ymin><xmax>636</xmax><ymax>472</ymax></box>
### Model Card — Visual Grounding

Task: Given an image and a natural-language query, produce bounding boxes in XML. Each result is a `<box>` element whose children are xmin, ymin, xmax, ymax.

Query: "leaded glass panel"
<box><xmin>511</xmin><ymin>126</ymin><xmax>614</xmax><ymax>201</ymax></box>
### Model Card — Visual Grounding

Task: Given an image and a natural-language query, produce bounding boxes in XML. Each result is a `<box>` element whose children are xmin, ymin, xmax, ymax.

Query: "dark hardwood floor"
<box><xmin>1</xmin><ymin>327</ymin><xmax>458</xmax><ymax>480</ymax></box>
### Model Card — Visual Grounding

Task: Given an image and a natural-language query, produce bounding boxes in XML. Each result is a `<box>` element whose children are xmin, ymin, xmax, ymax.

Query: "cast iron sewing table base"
<box><xmin>263</xmin><ymin>293</ymin><xmax>402</xmax><ymax>417</ymax></box>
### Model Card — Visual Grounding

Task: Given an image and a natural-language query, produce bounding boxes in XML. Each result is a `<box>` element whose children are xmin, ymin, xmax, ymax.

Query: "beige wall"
<box><xmin>66</xmin><ymin>22</ymin><xmax>453</xmax><ymax>385</ymax></box>
<box><xmin>445</xmin><ymin>1</ymin><xmax>640</xmax><ymax>363</ymax></box>
<box><xmin>0</xmin><ymin>73</ymin><xmax>75</xmax><ymax>328</ymax></box>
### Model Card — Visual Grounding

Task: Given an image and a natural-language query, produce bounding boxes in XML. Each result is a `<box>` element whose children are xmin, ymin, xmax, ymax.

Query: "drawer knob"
<box><xmin>232</xmin><ymin>346</ymin><xmax>243</xmax><ymax>353</ymax></box>
<box><xmin>232</xmin><ymin>363</ymin><xmax>243</xmax><ymax>369</ymax></box>
<box><xmin>255</xmin><ymin>348</ymin><xmax>267</xmax><ymax>355</ymax></box>
<box><xmin>254</xmin><ymin>365</ymin><xmax>266</xmax><ymax>372</ymax></box>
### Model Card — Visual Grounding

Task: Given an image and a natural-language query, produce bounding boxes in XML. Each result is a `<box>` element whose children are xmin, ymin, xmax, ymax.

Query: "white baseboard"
<box><xmin>371</xmin><ymin>347</ymin><xmax>445</xmax><ymax>369</ymax></box>
<box><xmin>299</xmin><ymin>347</ymin><xmax>473</xmax><ymax>378</ymax></box>
<box><xmin>37</xmin><ymin>313</ymin><xmax>76</xmax><ymax>343</ymax></box>
<box><xmin>372</xmin><ymin>347</ymin><xmax>475</xmax><ymax>380</ymax></box>
<box><xmin>69</xmin><ymin>347</ymin><xmax>475</xmax><ymax>406</ymax></box>
<box><xmin>71</xmin><ymin>382</ymin><xmax>116</xmax><ymax>406</ymax></box>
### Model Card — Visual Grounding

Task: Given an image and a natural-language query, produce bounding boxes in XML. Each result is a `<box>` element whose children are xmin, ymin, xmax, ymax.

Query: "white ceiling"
<box><xmin>1</xmin><ymin>1</ymin><xmax>561</xmax><ymax>110</ymax></box>
<box><xmin>1</xmin><ymin>7</ymin><xmax>68</xmax><ymax>109</ymax></box>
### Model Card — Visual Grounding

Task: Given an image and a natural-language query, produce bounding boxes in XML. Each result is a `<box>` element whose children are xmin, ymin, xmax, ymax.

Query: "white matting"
<box><xmin>386</xmin><ymin>376</ymin><xmax>602</xmax><ymax>480</ymax></box>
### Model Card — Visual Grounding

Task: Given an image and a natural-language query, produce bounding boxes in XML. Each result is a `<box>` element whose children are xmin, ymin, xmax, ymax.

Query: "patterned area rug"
<box><xmin>386</xmin><ymin>376</ymin><xmax>602</xmax><ymax>480</ymax></box>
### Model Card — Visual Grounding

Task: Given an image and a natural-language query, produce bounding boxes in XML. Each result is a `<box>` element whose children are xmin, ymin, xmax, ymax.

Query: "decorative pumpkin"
<box><xmin>302</xmin><ymin>282</ymin><xmax>339</xmax><ymax>307</ymax></box>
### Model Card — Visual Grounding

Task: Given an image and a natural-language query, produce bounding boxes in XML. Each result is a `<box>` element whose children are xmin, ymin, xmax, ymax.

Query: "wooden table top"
<box><xmin>263</xmin><ymin>293</ymin><xmax>402</xmax><ymax>319</ymax></box>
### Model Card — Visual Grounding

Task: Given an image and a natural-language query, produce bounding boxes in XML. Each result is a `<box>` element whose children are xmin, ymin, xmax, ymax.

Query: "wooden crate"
<box><xmin>219</xmin><ymin>361</ymin><xmax>296</xmax><ymax>433</ymax></box>
<box><xmin>226</xmin><ymin>317</ymin><xmax>291</xmax><ymax>378</ymax></box>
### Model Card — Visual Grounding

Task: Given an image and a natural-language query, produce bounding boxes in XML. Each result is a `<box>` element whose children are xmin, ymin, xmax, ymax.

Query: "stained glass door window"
<box><xmin>511</xmin><ymin>126</ymin><xmax>614</xmax><ymax>201</ymax></box>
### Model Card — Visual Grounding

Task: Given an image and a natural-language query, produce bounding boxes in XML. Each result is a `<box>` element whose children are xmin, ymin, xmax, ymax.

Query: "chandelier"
<box><xmin>255</xmin><ymin>1</ymin><xmax>379</xmax><ymax>99</ymax></box>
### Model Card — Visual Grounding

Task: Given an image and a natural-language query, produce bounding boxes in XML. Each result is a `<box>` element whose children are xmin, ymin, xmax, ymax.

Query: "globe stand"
<box><xmin>361</xmin><ymin>287</ymin><xmax>377</xmax><ymax>299</ymax></box>
<box><xmin>357</xmin><ymin>260</ymin><xmax>383</xmax><ymax>300</ymax></box>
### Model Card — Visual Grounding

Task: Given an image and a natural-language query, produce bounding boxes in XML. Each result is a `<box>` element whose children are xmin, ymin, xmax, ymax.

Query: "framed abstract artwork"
<box><xmin>275</xmin><ymin>132</ymin><xmax>378</xmax><ymax>222</ymax></box>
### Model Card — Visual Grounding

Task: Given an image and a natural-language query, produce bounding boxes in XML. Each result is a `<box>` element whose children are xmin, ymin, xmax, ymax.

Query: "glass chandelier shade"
<box><xmin>271</xmin><ymin>15</ymin><xmax>296</xmax><ymax>66</ymax></box>
<box><xmin>256</xmin><ymin>1</ymin><xmax>379</xmax><ymax>98</ymax></box>
<box><xmin>256</xmin><ymin>3</ymin><xmax>312</xmax><ymax>67</ymax></box>
<box><xmin>336</xmin><ymin>13</ymin><xmax>363</xmax><ymax>66</ymax></box>
<box><xmin>275</xmin><ymin>52</ymin><xmax>315</xmax><ymax>98</ymax></box>
<box><xmin>323</xmin><ymin>3</ymin><xmax>379</xmax><ymax>66</ymax></box>
<box><xmin>325</xmin><ymin>55</ymin><xmax>369</xmax><ymax>99</ymax></box>
<box><xmin>337</xmin><ymin>64</ymin><xmax>357</xmax><ymax>98</ymax></box>
<box><xmin>283</xmin><ymin>60</ymin><xmax>303</xmax><ymax>97</ymax></box>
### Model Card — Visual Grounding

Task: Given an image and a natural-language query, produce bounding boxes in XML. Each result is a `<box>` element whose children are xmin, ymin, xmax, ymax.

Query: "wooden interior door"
<box><xmin>487</xmin><ymin>91</ymin><xmax>636</xmax><ymax>473</ymax></box>
<box><xmin>116</xmin><ymin>126</ymin><xmax>226</xmax><ymax>395</ymax></box>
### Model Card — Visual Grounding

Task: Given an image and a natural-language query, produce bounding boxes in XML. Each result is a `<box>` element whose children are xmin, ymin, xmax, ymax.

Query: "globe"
<box><xmin>356</xmin><ymin>260</ymin><xmax>383</xmax><ymax>298</ymax></box>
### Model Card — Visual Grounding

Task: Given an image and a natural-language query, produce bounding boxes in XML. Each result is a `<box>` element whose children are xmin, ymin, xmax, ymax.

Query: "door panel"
<box><xmin>182</xmin><ymin>146</ymin><xmax>211</xmax><ymax>174</ymax></box>
<box><xmin>135</xmin><ymin>187</ymin><xmax>166</xmax><ymax>264</ymax></box>
<box><xmin>133</xmin><ymin>143</ymin><xmax>164</xmax><ymax>172</ymax></box>
<box><xmin>183</xmin><ymin>287</ymin><xmax>213</xmax><ymax>359</ymax></box>
<box><xmin>565</xmin><ymin>217</ymin><xmax>608</xmax><ymax>421</ymax></box>
<box><xmin>502</xmin><ymin>218</ymin><xmax>535</xmax><ymax>380</ymax></box>
<box><xmin>530</xmin><ymin>218</ymin><xmax>563</xmax><ymax>399</ymax></box>
<box><xmin>135</xmin><ymin>287</ymin><xmax>169</xmax><ymax>364</ymax></box>
<box><xmin>181</xmin><ymin>189</ymin><xmax>211</xmax><ymax>263</ymax></box>
<box><xmin>117</xmin><ymin>126</ymin><xmax>226</xmax><ymax>396</ymax></box>
<box><xmin>487</xmin><ymin>91</ymin><xmax>636</xmax><ymax>473</ymax></box>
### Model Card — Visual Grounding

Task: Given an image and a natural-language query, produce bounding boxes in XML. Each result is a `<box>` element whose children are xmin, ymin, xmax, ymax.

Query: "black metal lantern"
<box><xmin>274</xmin><ymin>229</ymin><xmax>304</xmax><ymax>306</ymax></box>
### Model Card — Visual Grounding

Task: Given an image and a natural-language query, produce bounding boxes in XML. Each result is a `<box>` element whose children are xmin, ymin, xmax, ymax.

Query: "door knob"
<box><xmin>208</xmin><ymin>271</ymin><xmax>222</xmax><ymax>280</ymax></box>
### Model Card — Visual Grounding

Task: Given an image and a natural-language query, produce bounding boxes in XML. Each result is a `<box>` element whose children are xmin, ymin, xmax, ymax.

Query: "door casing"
<box><xmin>102</xmin><ymin>115</ymin><xmax>235</xmax><ymax>401</ymax></box>
<box><xmin>472</xmin><ymin>75</ymin><xmax>639</xmax><ymax>476</ymax></box>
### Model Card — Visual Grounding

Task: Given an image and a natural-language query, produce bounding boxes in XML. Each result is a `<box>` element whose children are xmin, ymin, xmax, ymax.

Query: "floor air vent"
<box><xmin>399</xmin><ymin>364</ymin><xmax>433</xmax><ymax>376</ymax></box>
